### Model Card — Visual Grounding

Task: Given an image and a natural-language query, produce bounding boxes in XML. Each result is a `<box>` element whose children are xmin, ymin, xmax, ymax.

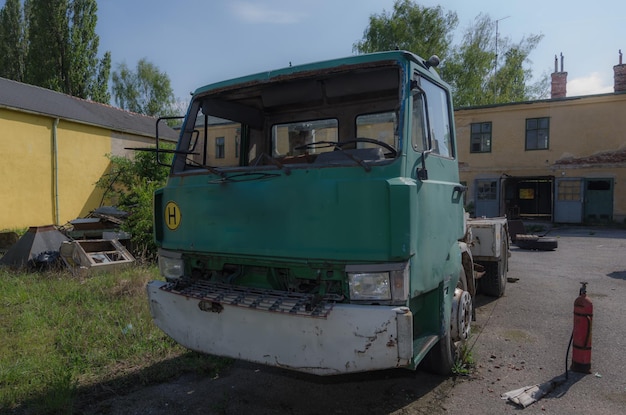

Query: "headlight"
<box><xmin>348</xmin><ymin>272</ymin><xmax>391</xmax><ymax>300</ymax></box>
<box><xmin>158</xmin><ymin>249</ymin><xmax>183</xmax><ymax>281</ymax></box>
<box><xmin>347</xmin><ymin>262</ymin><xmax>409</xmax><ymax>304</ymax></box>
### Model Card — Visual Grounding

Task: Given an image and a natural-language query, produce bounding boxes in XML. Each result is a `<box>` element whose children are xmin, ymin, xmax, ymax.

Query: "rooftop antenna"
<box><xmin>494</xmin><ymin>16</ymin><xmax>510</xmax><ymax>102</ymax></box>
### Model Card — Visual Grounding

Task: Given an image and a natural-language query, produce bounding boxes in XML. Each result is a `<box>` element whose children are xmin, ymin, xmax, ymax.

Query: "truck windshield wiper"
<box><xmin>208</xmin><ymin>172</ymin><xmax>280</xmax><ymax>184</ymax></box>
<box><xmin>186</xmin><ymin>159</ymin><xmax>226</xmax><ymax>177</ymax></box>
<box><xmin>250</xmin><ymin>153</ymin><xmax>291</xmax><ymax>175</ymax></box>
<box><xmin>336</xmin><ymin>138</ymin><xmax>398</xmax><ymax>158</ymax></box>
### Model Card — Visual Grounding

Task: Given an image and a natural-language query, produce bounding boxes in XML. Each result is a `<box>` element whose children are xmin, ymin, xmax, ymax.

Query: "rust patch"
<box><xmin>198</xmin><ymin>300</ymin><xmax>223</xmax><ymax>313</ymax></box>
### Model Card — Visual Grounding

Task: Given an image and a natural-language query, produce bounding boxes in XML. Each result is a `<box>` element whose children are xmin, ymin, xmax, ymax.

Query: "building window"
<box><xmin>558</xmin><ymin>180</ymin><xmax>582</xmax><ymax>201</ymax></box>
<box><xmin>215</xmin><ymin>137</ymin><xmax>225</xmax><ymax>158</ymax></box>
<box><xmin>470</xmin><ymin>122</ymin><xmax>492</xmax><ymax>153</ymax></box>
<box><xmin>525</xmin><ymin>117</ymin><xmax>549</xmax><ymax>150</ymax></box>
<box><xmin>235</xmin><ymin>128</ymin><xmax>240</xmax><ymax>158</ymax></box>
<box><xmin>477</xmin><ymin>180</ymin><xmax>497</xmax><ymax>200</ymax></box>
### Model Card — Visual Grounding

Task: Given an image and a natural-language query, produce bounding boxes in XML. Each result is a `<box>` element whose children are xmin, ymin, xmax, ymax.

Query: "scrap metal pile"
<box><xmin>0</xmin><ymin>207</ymin><xmax>135</xmax><ymax>274</ymax></box>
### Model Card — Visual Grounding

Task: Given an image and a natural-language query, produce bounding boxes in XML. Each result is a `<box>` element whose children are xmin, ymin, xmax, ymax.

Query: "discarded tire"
<box><xmin>514</xmin><ymin>234</ymin><xmax>558</xmax><ymax>251</ymax></box>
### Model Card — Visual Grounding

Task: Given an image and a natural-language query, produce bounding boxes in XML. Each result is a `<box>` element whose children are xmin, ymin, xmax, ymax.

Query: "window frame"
<box><xmin>525</xmin><ymin>117</ymin><xmax>550</xmax><ymax>150</ymax></box>
<box><xmin>215</xmin><ymin>136</ymin><xmax>225</xmax><ymax>159</ymax></box>
<box><xmin>470</xmin><ymin>122</ymin><xmax>492</xmax><ymax>153</ymax></box>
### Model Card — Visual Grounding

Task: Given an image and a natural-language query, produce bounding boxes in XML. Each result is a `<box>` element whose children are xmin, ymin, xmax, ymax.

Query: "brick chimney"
<box><xmin>614</xmin><ymin>50</ymin><xmax>626</xmax><ymax>92</ymax></box>
<box><xmin>551</xmin><ymin>53</ymin><xmax>567</xmax><ymax>98</ymax></box>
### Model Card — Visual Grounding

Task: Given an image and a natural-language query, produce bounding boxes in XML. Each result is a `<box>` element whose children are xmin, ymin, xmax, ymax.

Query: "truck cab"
<box><xmin>148</xmin><ymin>51</ymin><xmax>477</xmax><ymax>375</ymax></box>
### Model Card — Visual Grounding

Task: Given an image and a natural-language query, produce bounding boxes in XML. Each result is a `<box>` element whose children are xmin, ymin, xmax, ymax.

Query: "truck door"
<box><xmin>409</xmin><ymin>74</ymin><xmax>465</xmax><ymax>293</ymax></box>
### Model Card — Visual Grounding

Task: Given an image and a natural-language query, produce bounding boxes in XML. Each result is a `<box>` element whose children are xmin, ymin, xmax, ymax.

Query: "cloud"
<box><xmin>231</xmin><ymin>2</ymin><xmax>306</xmax><ymax>24</ymax></box>
<box><xmin>567</xmin><ymin>72</ymin><xmax>613</xmax><ymax>96</ymax></box>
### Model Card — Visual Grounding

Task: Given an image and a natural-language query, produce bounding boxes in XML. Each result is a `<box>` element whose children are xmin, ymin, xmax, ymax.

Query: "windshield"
<box><xmin>172</xmin><ymin>64</ymin><xmax>403</xmax><ymax>174</ymax></box>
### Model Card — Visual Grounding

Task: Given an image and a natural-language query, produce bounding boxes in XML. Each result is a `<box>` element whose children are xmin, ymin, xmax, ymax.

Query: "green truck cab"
<box><xmin>147</xmin><ymin>50</ymin><xmax>509</xmax><ymax>375</ymax></box>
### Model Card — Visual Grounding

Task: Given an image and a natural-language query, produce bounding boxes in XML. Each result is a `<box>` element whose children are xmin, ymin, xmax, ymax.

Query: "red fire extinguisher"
<box><xmin>571</xmin><ymin>282</ymin><xmax>593</xmax><ymax>373</ymax></box>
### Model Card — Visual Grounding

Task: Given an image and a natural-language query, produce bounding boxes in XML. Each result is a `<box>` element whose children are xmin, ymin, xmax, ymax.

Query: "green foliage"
<box><xmin>67</xmin><ymin>0</ymin><xmax>100</xmax><ymax>99</ymax></box>
<box><xmin>442</xmin><ymin>14</ymin><xmax>548</xmax><ymax>105</ymax></box>
<box><xmin>0</xmin><ymin>267</ymin><xmax>227</xmax><ymax>413</ymax></box>
<box><xmin>112</xmin><ymin>58</ymin><xmax>177</xmax><ymax>117</ymax></box>
<box><xmin>25</xmin><ymin>0</ymin><xmax>70</xmax><ymax>92</ymax></box>
<box><xmin>452</xmin><ymin>341</ymin><xmax>475</xmax><ymax>376</ymax></box>
<box><xmin>441</xmin><ymin>14</ymin><xmax>495</xmax><ymax>107</ymax></box>
<box><xmin>0</xmin><ymin>0</ymin><xmax>26</xmax><ymax>81</ymax></box>
<box><xmin>0</xmin><ymin>0</ymin><xmax>111</xmax><ymax>103</ymax></box>
<box><xmin>91</xmin><ymin>51</ymin><xmax>112</xmax><ymax>104</ymax></box>
<box><xmin>354</xmin><ymin>3</ymin><xmax>548</xmax><ymax>106</ymax></box>
<box><xmin>353</xmin><ymin>0</ymin><xmax>458</xmax><ymax>60</ymax></box>
<box><xmin>97</xmin><ymin>148</ymin><xmax>173</xmax><ymax>261</ymax></box>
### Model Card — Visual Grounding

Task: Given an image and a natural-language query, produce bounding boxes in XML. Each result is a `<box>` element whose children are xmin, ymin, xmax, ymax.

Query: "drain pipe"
<box><xmin>52</xmin><ymin>118</ymin><xmax>60</xmax><ymax>225</ymax></box>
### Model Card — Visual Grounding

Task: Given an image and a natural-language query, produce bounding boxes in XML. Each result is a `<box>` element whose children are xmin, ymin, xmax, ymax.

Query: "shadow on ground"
<box><xmin>12</xmin><ymin>353</ymin><xmax>452</xmax><ymax>415</ymax></box>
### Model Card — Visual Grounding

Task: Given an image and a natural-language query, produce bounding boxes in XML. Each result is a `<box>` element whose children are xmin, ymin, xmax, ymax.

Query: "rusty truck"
<box><xmin>147</xmin><ymin>50</ymin><xmax>509</xmax><ymax>375</ymax></box>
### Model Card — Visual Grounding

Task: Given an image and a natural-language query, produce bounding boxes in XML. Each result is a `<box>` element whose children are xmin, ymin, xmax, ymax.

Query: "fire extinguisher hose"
<box><xmin>565</xmin><ymin>330</ymin><xmax>573</xmax><ymax>380</ymax></box>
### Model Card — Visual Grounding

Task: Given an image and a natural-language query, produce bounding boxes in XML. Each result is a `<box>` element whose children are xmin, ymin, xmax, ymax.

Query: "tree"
<box><xmin>492</xmin><ymin>35</ymin><xmax>548</xmax><ymax>102</ymax></box>
<box><xmin>353</xmin><ymin>0</ymin><xmax>458</xmax><ymax>62</ymax></box>
<box><xmin>442</xmin><ymin>14</ymin><xmax>547</xmax><ymax>106</ymax></box>
<box><xmin>68</xmin><ymin>0</ymin><xmax>100</xmax><ymax>98</ymax></box>
<box><xmin>21</xmin><ymin>0</ymin><xmax>110</xmax><ymax>103</ymax></box>
<box><xmin>441</xmin><ymin>14</ymin><xmax>496</xmax><ymax>106</ymax></box>
<box><xmin>0</xmin><ymin>0</ymin><xmax>26</xmax><ymax>81</ymax></box>
<box><xmin>91</xmin><ymin>51</ymin><xmax>111</xmax><ymax>104</ymax></box>
<box><xmin>355</xmin><ymin>3</ymin><xmax>548</xmax><ymax>107</ymax></box>
<box><xmin>25</xmin><ymin>0</ymin><xmax>69</xmax><ymax>92</ymax></box>
<box><xmin>111</xmin><ymin>58</ymin><xmax>176</xmax><ymax>117</ymax></box>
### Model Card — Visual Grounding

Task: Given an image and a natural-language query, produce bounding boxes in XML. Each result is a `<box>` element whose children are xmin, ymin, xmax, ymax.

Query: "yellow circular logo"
<box><xmin>164</xmin><ymin>201</ymin><xmax>181</xmax><ymax>230</ymax></box>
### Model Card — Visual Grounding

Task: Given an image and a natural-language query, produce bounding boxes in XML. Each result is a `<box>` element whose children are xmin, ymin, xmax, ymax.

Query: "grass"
<box><xmin>0</xmin><ymin>266</ymin><xmax>230</xmax><ymax>415</ymax></box>
<box><xmin>452</xmin><ymin>341</ymin><xmax>475</xmax><ymax>376</ymax></box>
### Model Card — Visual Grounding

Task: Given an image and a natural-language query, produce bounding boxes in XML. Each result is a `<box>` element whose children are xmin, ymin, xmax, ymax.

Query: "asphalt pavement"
<box><xmin>444</xmin><ymin>226</ymin><xmax>626</xmax><ymax>414</ymax></box>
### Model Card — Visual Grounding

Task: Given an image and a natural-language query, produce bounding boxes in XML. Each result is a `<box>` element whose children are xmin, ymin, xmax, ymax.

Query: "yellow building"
<box><xmin>455</xmin><ymin>57</ymin><xmax>626</xmax><ymax>224</ymax></box>
<box><xmin>0</xmin><ymin>78</ymin><xmax>177</xmax><ymax>230</ymax></box>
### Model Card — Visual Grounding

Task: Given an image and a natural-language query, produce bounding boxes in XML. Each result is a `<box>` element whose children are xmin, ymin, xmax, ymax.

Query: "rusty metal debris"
<box><xmin>0</xmin><ymin>226</ymin><xmax>69</xmax><ymax>269</ymax></box>
<box><xmin>0</xmin><ymin>207</ymin><xmax>134</xmax><ymax>273</ymax></box>
<box><xmin>59</xmin><ymin>239</ymin><xmax>135</xmax><ymax>275</ymax></box>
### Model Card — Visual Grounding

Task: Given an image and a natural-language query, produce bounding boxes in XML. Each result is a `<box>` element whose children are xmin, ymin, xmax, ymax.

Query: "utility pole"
<box><xmin>494</xmin><ymin>16</ymin><xmax>510</xmax><ymax>102</ymax></box>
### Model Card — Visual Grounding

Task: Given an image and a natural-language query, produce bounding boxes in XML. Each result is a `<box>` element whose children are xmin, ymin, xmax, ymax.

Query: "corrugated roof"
<box><xmin>0</xmin><ymin>77</ymin><xmax>179</xmax><ymax>140</ymax></box>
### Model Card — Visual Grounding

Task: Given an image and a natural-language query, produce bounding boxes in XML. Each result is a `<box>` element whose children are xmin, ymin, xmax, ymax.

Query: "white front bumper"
<box><xmin>147</xmin><ymin>280</ymin><xmax>413</xmax><ymax>375</ymax></box>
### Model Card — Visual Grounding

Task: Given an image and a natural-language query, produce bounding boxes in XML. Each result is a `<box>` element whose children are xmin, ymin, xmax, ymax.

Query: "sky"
<box><xmin>91</xmin><ymin>0</ymin><xmax>625</xmax><ymax>105</ymax></box>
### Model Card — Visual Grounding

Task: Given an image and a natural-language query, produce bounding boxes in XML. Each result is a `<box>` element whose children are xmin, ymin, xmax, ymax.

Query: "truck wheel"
<box><xmin>480</xmin><ymin>260</ymin><xmax>506</xmax><ymax>297</ymax></box>
<box><xmin>422</xmin><ymin>269</ymin><xmax>472</xmax><ymax>375</ymax></box>
<box><xmin>480</xmin><ymin>230</ymin><xmax>508</xmax><ymax>297</ymax></box>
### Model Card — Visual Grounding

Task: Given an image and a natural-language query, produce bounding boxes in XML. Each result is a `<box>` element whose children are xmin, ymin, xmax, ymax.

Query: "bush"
<box><xmin>97</xmin><ymin>147</ymin><xmax>173</xmax><ymax>261</ymax></box>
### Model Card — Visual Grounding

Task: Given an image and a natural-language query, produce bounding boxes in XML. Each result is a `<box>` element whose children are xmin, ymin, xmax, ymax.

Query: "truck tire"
<box><xmin>480</xmin><ymin>260</ymin><xmax>506</xmax><ymax>297</ymax></box>
<box><xmin>480</xmin><ymin>231</ymin><xmax>508</xmax><ymax>297</ymax></box>
<box><xmin>422</xmin><ymin>269</ymin><xmax>472</xmax><ymax>375</ymax></box>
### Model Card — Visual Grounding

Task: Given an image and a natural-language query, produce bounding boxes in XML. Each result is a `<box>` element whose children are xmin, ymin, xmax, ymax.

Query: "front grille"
<box><xmin>162</xmin><ymin>278</ymin><xmax>337</xmax><ymax>318</ymax></box>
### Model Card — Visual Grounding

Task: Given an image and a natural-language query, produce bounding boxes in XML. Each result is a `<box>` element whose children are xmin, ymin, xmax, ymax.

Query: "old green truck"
<box><xmin>147</xmin><ymin>50</ymin><xmax>509</xmax><ymax>375</ymax></box>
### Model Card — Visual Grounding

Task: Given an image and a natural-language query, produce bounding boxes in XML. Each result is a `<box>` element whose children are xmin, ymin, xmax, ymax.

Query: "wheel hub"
<box><xmin>451</xmin><ymin>287</ymin><xmax>472</xmax><ymax>342</ymax></box>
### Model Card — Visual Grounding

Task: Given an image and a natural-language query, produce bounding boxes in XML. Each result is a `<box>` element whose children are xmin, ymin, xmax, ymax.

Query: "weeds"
<box><xmin>0</xmin><ymin>266</ymin><xmax>227</xmax><ymax>414</ymax></box>
<box><xmin>452</xmin><ymin>341</ymin><xmax>475</xmax><ymax>376</ymax></box>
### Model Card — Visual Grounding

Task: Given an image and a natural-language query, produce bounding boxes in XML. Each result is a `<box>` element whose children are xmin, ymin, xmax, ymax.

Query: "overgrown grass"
<box><xmin>0</xmin><ymin>266</ymin><xmax>230</xmax><ymax>415</ymax></box>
